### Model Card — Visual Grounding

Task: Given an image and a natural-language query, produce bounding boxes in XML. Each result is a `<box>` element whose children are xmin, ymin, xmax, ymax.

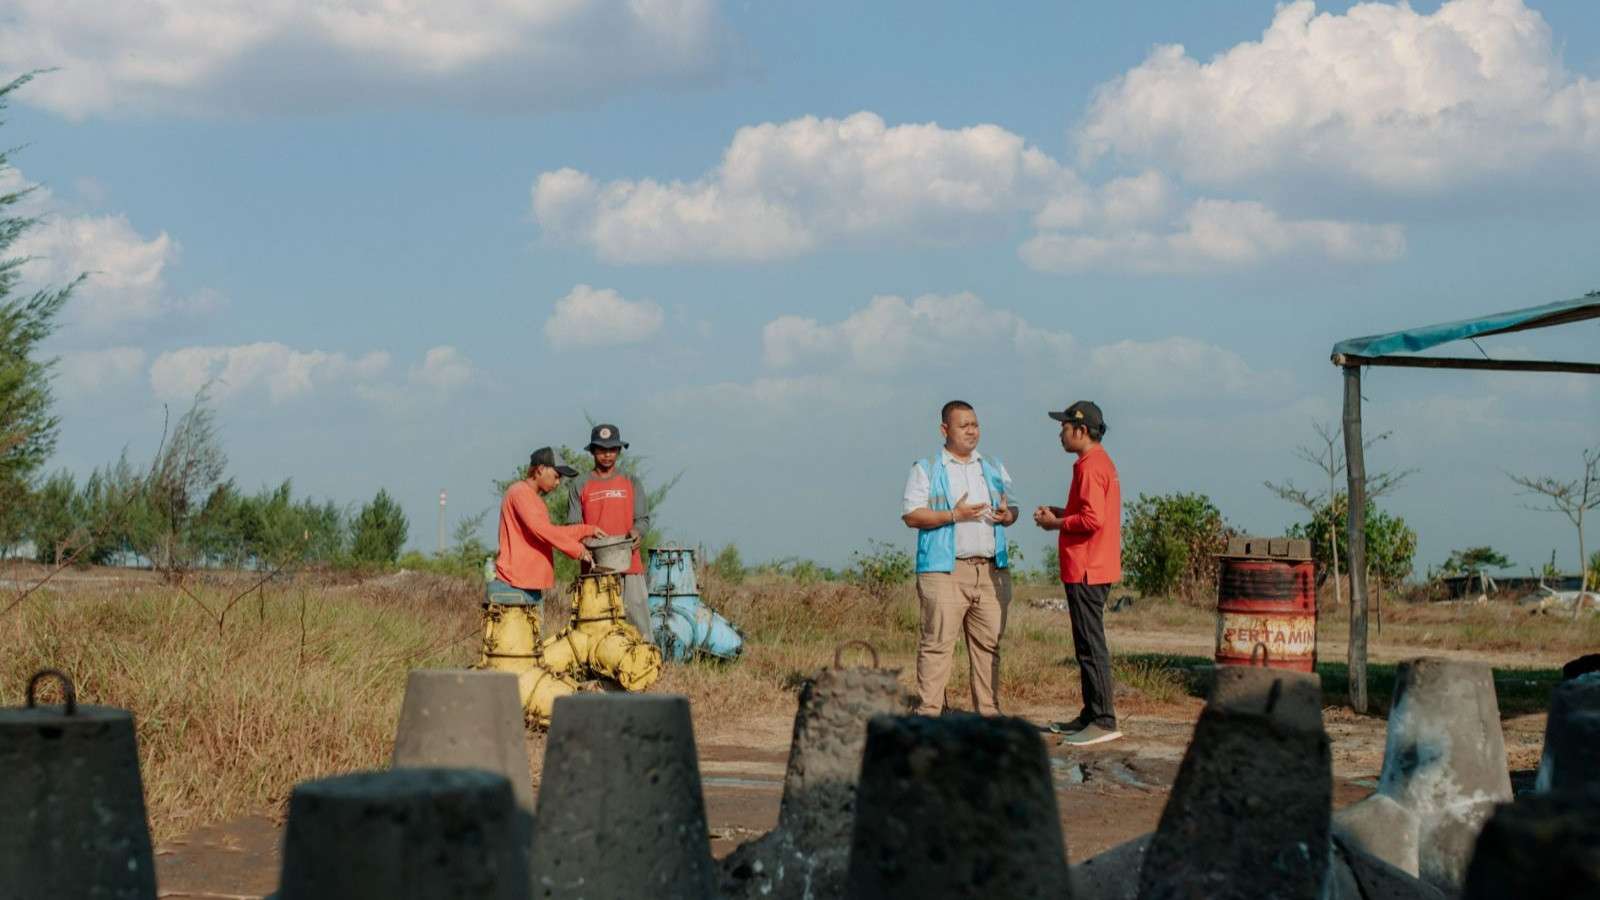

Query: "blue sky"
<box><xmin>5</xmin><ymin>0</ymin><xmax>1598</xmax><ymax>575</ymax></box>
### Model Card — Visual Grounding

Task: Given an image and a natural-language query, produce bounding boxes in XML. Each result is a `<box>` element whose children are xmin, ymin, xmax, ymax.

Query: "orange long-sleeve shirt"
<box><xmin>1059</xmin><ymin>443</ymin><xmax>1122</xmax><ymax>585</ymax></box>
<box><xmin>495</xmin><ymin>480</ymin><xmax>597</xmax><ymax>590</ymax></box>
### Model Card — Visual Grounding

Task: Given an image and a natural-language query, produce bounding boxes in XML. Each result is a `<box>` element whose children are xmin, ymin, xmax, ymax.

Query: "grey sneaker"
<box><xmin>1048</xmin><ymin>716</ymin><xmax>1090</xmax><ymax>735</ymax></box>
<box><xmin>1060</xmin><ymin>723</ymin><xmax>1122</xmax><ymax>746</ymax></box>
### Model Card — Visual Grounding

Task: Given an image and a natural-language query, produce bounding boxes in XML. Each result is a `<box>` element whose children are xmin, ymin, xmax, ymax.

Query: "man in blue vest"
<box><xmin>901</xmin><ymin>399</ymin><xmax>1019</xmax><ymax>715</ymax></box>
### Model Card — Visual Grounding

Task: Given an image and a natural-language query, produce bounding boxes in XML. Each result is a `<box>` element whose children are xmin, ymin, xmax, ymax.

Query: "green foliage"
<box><xmin>0</xmin><ymin>75</ymin><xmax>79</xmax><ymax>552</ymax></box>
<box><xmin>706</xmin><ymin>542</ymin><xmax>745</xmax><ymax>585</ymax></box>
<box><xmin>24</xmin><ymin>469</ymin><xmax>80</xmax><ymax>564</ymax></box>
<box><xmin>755</xmin><ymin>557</ymin><xmax>839</xmax><ymax>584</ymax></box>
<box><xmin>1288</xmin><ymin>494</ymin><xmax>1418</xmax><ymax>588</ymax></box>
<box><xmin>1123</xmin><ymin>492</ymin><xmax>1234</xmax><ymax>602</ymax></box>
<box><xmin>846</xmin><ymin>539</ymin><xmax>914</xmax><ymax>600</ymax></box>
<box><xmin>1439</xmin><ymin>546</ymin><xmax>1512</xmax><ymax>576</ymax></box>
<box><xmin>1037</xmin><ymin>542</ymin><xmax>1060</xmax><ymax>584</ymax></box>
<box><xmin>143</xmin><ymin>389</ymin><xmax>227</xmax><ymax>573</ymax></box>
<box><xmin>350</xmin><ymin>489</ymin><xmax>410</xmax><ymax>564</ymax></box>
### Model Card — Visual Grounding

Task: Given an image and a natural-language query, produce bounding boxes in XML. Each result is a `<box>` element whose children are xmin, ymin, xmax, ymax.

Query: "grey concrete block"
<box><xmin>1332</xmin><ymin>793</ymin><xmax>1420</xmax><ymax>876</ymax></box>
<box><xmin>1535</xmin><ymin>675</ymin><xmax>1600</xmax><ymax>793</ymax></box>
<box><xmin>391</xmin><ymin>668</ymin><xmax>535</xmax><ymax>814</ymax></box>
<box><xmin>1207</xmin><ymin>665</ymin><xmax>1323</xmax><ymax>732</ymax></box>
<box><xmin>1070</xmin><ymin>833</ymin><xmax>1149</xmax><ymax>900</ymax></box>
<box><xmin>845</xmin><ymin>714</ymin><xmax>1069</xmax><ymax>899</ymax></box>
<box><xmin>1378</xmin><ymin>657</ymin><xmax>1513</xmax><ymax>893</ymax></box>
<box><xmin>1138</xmin><ymin>672</ymin><xmax>1331</xmax><ymax>900</ymax></box>
<box><xmin>0</xmin><ymin>701</ymin><xmax>158</xmax><ymax>900</ymax></box>
<box><xmin>1462</xmin><ymin>792</ymin><xmax>1600</xmax><ymax>899</ymax></box>
<box><xmin>276</xmin><ymin>768</ymin><xmax>533</xmax><ymax>900</ymax></box>
<box><xmin>721</xmin><ymin>664</ymin><xmax>904</xmax><ymax>900</ymax></box>
<box><xmin>530</xmin><ymin>694</ymin><xmax>714</xmax><ymax>899</ymax></box>
<box><xmin>1328</xmin><ymin>832</ymin><xmax>1446</xmax><ymax>900</ymax></box>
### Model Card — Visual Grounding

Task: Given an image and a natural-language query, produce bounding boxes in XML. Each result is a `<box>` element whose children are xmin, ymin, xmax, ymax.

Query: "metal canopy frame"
<box><xmin>1329</xmin><ymin>292</ymin><xmax>1600</xmax><ymax>712</ymax></box>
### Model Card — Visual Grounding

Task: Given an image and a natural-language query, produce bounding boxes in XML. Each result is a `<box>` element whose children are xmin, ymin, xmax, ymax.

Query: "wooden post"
<box><xmin>1342</xmin><ymin>365</ymin><xmax>1370</xmax><ymax>713</ymax></box>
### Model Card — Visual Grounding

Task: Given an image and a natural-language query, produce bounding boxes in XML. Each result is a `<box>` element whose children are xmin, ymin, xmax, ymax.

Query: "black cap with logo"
<box><xmin>1048</xmin><ymin>400</ymin><xmax>1106</xmax><ymax>434</ymax></box>
<box><xmin>529</xmin><ymin>447</ymin><xmax>579</xmax><ymax>477</ymax></box>
<box><xmin>587</xmin><ymin>423</ymin><xmax>629</xmax><ymax>451</ymax></box>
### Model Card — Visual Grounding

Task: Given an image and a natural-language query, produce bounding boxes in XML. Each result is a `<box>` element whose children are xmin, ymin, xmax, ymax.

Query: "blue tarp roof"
<box><xmin>1332</xmin><ymin>294</ymin><xmax>1600</xmax><ymax>359</ymax></box>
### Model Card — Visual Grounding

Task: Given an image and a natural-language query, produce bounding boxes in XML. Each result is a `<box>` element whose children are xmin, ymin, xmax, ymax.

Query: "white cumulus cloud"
<box><xmin>762</xmin><ymin>293</ymin><xmax>1075</xmax><ymax>375</ymax></box>
<box><xmin>0</xmin><ymin>0</ymin><xmax>731</xmax><ymax>118</ymax></box>
<box><xmin>3</xmin><ymin>166</ymin><xmax>224</xmax><ymax>334</ymax></box>
<box><xmin>543</xmin><ymin>285</ymin><xmax>666</xmax><ymax>348</ymax></box>
<box><xmin>147</xmin><ymin>341</ymin><xmax>493</xmax><ymax>411</ymax></box>
<box><xmin>149</xmin><ymin>343</ymin><xmax>392</xmax><ymax>405</ymax></box>
<box><xmin>1022</xmin><ymin>198</ymin><xmax>1406</xmax><ymax>274</ymax></box>
<box><xmin>534</xmin><ymin>112</ymin><xmax>1074</xmax><ymax>263</ymax></box>
<box><xmin>534</xmin><ymin>110</ymin><xmax>1409</xmax><ymax>275</ymax></box>
<box><xmin>55</xmin><ymin>347</ymin><xmax>148</xmax><ymax>397</ymax></box>
<box><xmin>1078</xmin><ymin>0</ymin><xmax>1600</xmax><ymax>203</ymax></box>
<box><xmin>1085</xmin><ymin>336</ymin><xmax>1284</xmax><ymax>401</ymax></box>
<box><xmin>665</xmin><ymin>375</ymin><xmax>897</xmax><ymax>420</ymax></box>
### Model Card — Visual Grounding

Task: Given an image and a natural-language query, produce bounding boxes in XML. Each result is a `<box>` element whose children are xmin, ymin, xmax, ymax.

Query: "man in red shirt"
<box><xmin>1034</xmin><ymin>401</ymin><xmax>1123</xmax><ymax>746</ymax></box>
<box><xmin>566</xmin><ymin>423</ymin><xmax>655</xmax><ymax>644</ymax></box>
<box><xmin>490</xmin><ymin>446</ymin><xmax>602</xmax><ymax>605</ymax></box>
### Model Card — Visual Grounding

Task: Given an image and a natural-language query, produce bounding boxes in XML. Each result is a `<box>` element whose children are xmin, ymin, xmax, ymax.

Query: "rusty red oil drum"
<box><xmin>1215</xmin><ymin>556</ymin><xmax>1317</xmax><ymax>672</ymax></box>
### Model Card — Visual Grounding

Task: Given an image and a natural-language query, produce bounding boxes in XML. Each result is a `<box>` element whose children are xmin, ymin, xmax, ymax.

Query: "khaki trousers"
<box><xmin>914</xmin><ymin>559</ymin><xmax>1012</xmax><ymax>716</ymax></box>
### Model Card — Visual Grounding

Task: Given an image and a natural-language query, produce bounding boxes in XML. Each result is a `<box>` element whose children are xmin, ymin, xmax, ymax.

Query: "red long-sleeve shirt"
<box><xmin>495</xmin><ymin>480</ymin><xmax>596</xmax><ymax>590</ymax></box>
<box><xmin>1059</xmin><ymin>443</ymin><xmax>1122</xmax><ymax>585</ymax></box>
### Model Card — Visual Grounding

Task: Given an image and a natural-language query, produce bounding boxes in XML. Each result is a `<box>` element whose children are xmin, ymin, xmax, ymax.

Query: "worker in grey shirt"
<box><xmin>565</xmin><ymin>423</ymin><xmax>655</xmax><ymax>644</ymax></box>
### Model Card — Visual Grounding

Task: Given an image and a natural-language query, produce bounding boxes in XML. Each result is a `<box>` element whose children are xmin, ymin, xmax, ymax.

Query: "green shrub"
<box><xmin>847</xmin><ymin>539</ymin><xmax>914</xmax><ymax>601</ymax></box>
<box><xmin>1123</xmin><ymin>492</ymin><xmax>1234</xmax><ymax>602</ymax></box>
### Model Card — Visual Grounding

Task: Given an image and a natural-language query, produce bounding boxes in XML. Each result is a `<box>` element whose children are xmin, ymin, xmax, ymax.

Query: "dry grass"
<box><xmin>689</xmin><ymin>573</ymin><xmax>1210</xmax><ymax>725</ymax></box>
<box><xmin>3</xmin><ymin>563</ymin><xmax>1585</xmax><ymax>842</ymax></box>
<box><xmin>1</xmin><ymin>569</ymin><xmax>480</xmax><ymax>842</ymax></box>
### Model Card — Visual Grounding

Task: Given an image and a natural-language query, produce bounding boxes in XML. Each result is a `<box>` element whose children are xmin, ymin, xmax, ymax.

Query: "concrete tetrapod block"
<box><xmin>1207</xmin><ymin>664</ymin><xmax>1323</xmax><ymax>727</ymax></box>
<box><xmin>1535</xmin><ymin>674</ymin><xmax>1600</xmax><ymax>793</ymax></box>
<box><xmin>275</xmin><ymin>767</ymin><xmax>533</xmax><ymax>900</ymax></box>
<box><xmin>1376</xmin><ymin>657</ymin><xmax>1512</xmax><ymax>893</ymax></box>
<box><xmin>529</xmin><ymin>694</ymin><xmax>715</xmax><ymax>899</ymax></box>
<box><xmin>721</xmin><ymin>663</ymin><xmax>905</xmax><ymax>900</ymax></box>
<box><xmin>1331</xmin><ymin>792</ymin><xmax>1421</xmax><ymax>876</ymax></box>
<box><xmin>1137</xmin><ymin>668</ymin><xmax>1331</xmax><ymax>900</ymax></box>
<box><xmin>0</xmin><ymin>702</ymin><xmax>157</xmax><ymax>900</ymax></box>
<box><xmin>1325</xmin><ymin>833</ymin><xmax>1446</xmax><ymax>900</ymax></box>
<box><xmin>1461</xmin><ymin>791</ymin><xmax>1600</xmax><ymax>898</ymax></box>
<box><xmin>1070</xmin><ymin>833</ymin><xmax>1150</xmax><ymax>900</ymax></box>
<box><xmin>392</xmin><ymin>668</ymin><xmax>536</xmax><ymax>814</ymax></box>
<box><xmin>844</xmin><ymin>714</ymin><xmax>1070</xmax><ymax>900</ymax></box>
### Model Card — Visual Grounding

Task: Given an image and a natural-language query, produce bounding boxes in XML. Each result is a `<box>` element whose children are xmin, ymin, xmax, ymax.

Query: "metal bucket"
<box><xmin>1216</xmin><ymin>543</ymin><xmax>1316</xmax><ymax>672</ymax></box>
<box><xmin>585</xmin><ymin>535</ymin><xmax>634</xmax><ymax>573</ymax></box>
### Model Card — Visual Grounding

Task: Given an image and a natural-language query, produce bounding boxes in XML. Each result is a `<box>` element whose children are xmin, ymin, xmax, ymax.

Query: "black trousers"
<box><xmin>1065</xmin><ymin>581</ymin><xmax>1117</xmax><ymax>729</ymax></box>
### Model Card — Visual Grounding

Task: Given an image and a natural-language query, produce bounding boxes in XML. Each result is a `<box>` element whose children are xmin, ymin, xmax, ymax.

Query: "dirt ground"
<box><xmin>149</xmin><ymin>624</ymin><xmax>1559</xmax><ymax>900</ymax></box>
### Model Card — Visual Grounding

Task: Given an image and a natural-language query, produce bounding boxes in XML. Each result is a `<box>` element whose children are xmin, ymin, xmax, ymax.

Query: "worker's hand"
<box><xmin>982</xmin><ymin>494</ymin><xmax>1010</xmax><ymax>525</ymax></box>
<box><xmin>628</xmin><ymin>528</ymin><xmax>641</xmax><ymax>547</ymax></box>
<box><xmin>591</xmin><ymin>527</ymin><xmax>608</xmax><ymax>539</ymax></box>
<box><xmin>579</xmin><ymin>548</ymin><xmax>594</xmax><ymax>565</ymax></box>
<box><xmin>1033</xmin><ymin>505</ymin><xmax>1061</xmax><ymax>530</ymax></box>
<box><xmin>952</xmin><ymin>492</ymin><xmax>991</xmax><ymax>523</ymax></box>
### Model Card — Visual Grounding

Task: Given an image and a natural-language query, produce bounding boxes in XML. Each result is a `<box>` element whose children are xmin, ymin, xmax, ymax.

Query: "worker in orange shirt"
<box><xmin>1034</xmin><ymin>401</ymin><xmax>1123</xmax><ymax>747</ymax></box>
<box><xmin>489</xmin><ymin>446</ymin><xmax>604</xmax><ymax>605</ymax></box>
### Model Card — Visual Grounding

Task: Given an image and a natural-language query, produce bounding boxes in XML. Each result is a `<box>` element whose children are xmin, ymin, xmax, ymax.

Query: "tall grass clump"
<box><xmin>1</xmin><ymin>571</ymin><xmax>480</xmax><ymax>841</ymax></box>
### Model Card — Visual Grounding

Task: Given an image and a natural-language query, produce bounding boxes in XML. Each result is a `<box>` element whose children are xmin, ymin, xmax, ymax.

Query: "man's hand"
<box><xmin>1033</xmin><ymin>505</ymin><xmax>1063</xmax><ymax>531</ymax></box>
<box><xmin>952</xmin><ymin>492</ymin><xmax>992</xmax><ymax>523</ymax></box>
<box><xmin>579</xmin><ymin>548</ymin><xmax>595</xmax><ymax>565</ymax></box>
<box><xmin>982</xmin><ymin>493</ymin><xmax>1013</xmax><ymax>525</ymax></box>
<box><xmin>628</xmin><ymin>528</ymin><xmax>641</xmax><ymax>548</ymax></box>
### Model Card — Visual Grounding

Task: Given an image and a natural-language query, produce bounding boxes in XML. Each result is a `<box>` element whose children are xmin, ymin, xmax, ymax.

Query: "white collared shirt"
<box><xmin>903</xmin><ymin>448</ymin><xmax>1016</xmax><ymax>559</ymax></box>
